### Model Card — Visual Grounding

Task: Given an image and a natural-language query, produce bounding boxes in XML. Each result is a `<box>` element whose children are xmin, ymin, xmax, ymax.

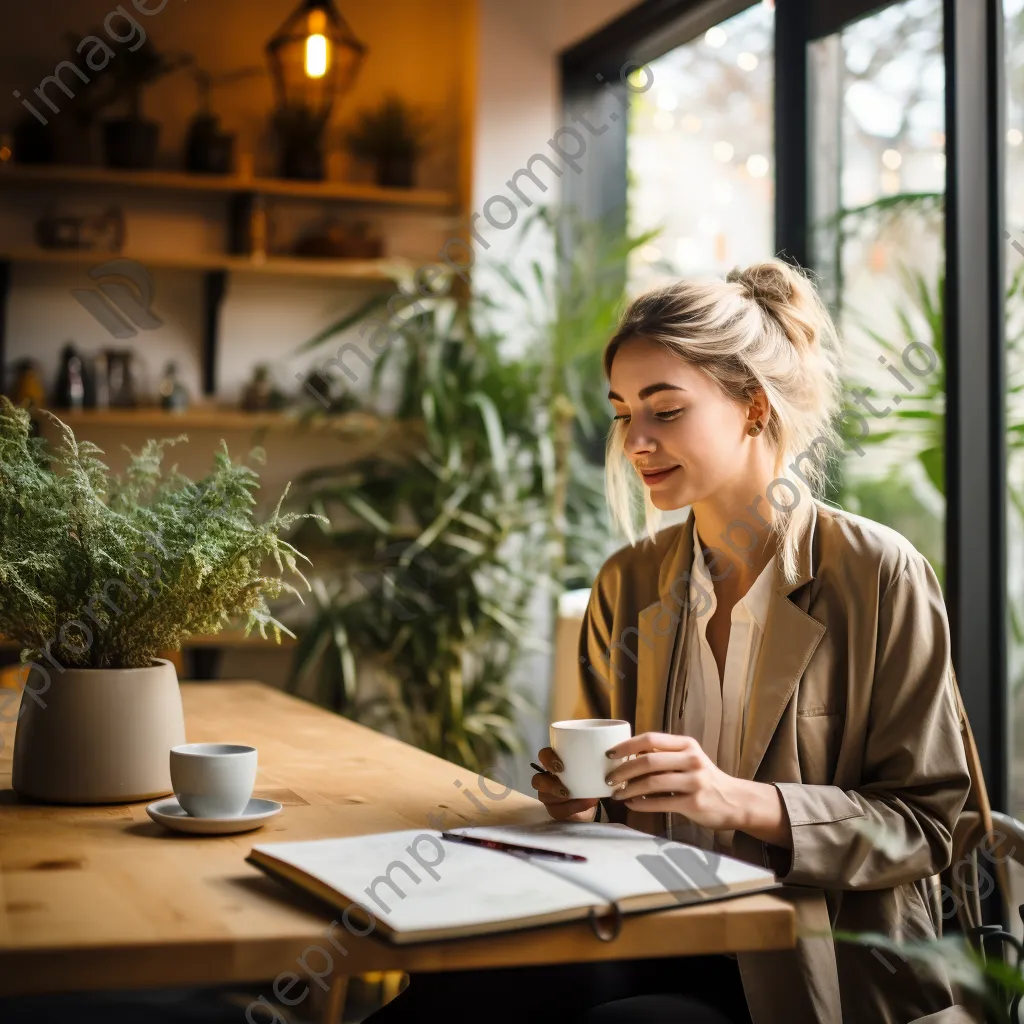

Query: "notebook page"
<box><xmin>251</xmin><ymin>829</ymin><xmax>599</xmax><ymax>937</ymax></box>
<box><xmin>454</xmin><ymin>821</ymin><xmax>776</xmax><ymax>906</ymax></box>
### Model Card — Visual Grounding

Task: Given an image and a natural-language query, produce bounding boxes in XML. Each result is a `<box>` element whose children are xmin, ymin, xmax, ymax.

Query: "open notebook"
<box><xmin>247</xmin><ymin>820</ymin><xmax>778</xmax><ymax>944</ymax></box>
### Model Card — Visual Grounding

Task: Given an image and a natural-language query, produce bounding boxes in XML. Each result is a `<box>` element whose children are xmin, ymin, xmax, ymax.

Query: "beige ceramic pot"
<box><xmin>12</xmin><ymin>658</ymin><xmax>186</xmax><ymax>804</ymax></box>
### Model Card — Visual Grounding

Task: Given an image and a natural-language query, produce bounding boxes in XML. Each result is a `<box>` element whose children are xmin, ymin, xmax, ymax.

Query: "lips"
<box><xmin>639</xmin><ymin>466</ymin><xmax>679</xmax><ymax>486</ymax></box>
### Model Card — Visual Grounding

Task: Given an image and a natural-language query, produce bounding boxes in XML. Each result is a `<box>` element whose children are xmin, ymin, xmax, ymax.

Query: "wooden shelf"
<box><xmin>33</xmin><ymin>406</ymin><xmax>394</xmax><ymax>434</ymax></box>
<box><xmin>0</xmin><ymin>163</ymin><xmax>457</xmax><ymax>210</ymax></box>
<box><xmin>0</xmin><ymin>246</ymin><xmax>416</xmax><ymax>282</ymax></box>
<box><xmin>0</xmin><ymin>163</ymin><xmax>454</xmax><ymax>402</ymax></box>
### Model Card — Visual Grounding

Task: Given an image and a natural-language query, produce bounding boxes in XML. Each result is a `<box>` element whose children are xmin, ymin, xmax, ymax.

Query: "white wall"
<box><xmin>473</xmin><ymin>0</ymin><xmax>639</xmax><ymax>252</ymax></box>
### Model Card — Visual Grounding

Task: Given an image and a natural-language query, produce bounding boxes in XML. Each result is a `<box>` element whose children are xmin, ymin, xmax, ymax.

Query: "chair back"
<box><xmin>947</xmin><ymin>670</ymin><xmax>1010</xmax><ymax>934</ymax></box>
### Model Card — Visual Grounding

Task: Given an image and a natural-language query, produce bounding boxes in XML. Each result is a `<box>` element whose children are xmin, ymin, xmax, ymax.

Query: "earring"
<box><xmin>748</xmin><ymin>420</ymin><xmax>763</xmax><ymax>436</ymax></box>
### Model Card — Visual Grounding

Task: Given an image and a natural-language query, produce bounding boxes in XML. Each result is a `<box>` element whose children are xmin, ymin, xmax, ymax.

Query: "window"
<box><xmin>809</xmin><ymin>0</ymin><xmax>945</xmax><ymax>577</ymax></box>
<box><xmin>565</xmin><ymin>0</ymin><xmax>1009</xmax><ymax>818</ymax></box>
<box><xmin>627</xmin><ymin>2</ymin><xmax>774</xmax><ymax>293</ymax></box>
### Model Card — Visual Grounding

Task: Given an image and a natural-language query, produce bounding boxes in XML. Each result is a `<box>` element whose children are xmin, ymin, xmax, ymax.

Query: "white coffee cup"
<box><xmin>170</xmin><ymin>743</ymin><xmax>257</xmax><ymax>818</ymax></box>
<box><xmin>549</xmin><ymin>719</ymin><xmax>632</xmax><ymax>799</ymax></box>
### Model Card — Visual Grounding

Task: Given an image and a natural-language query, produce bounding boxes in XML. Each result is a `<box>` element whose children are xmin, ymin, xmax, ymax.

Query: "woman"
<box><xmin>368</xmin><ymin>260</ymin><xmax>972</xmax><ymax>1024</ymax></box>
<box><xmin>533</xmin><ymin>258</ymin><xmax>973</xmax><ymax>1023</ymax></box>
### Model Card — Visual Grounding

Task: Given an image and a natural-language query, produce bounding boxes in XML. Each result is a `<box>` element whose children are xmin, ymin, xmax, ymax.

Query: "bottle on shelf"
<box><xmin>55</xmin><ymin>343</ymin><xmax>87</xmax><ymax>410</ymax></box>
<box><xmin>158</xmin><ymin>361</ymin><xmax>189</xmax><ymax>412</ymax></box>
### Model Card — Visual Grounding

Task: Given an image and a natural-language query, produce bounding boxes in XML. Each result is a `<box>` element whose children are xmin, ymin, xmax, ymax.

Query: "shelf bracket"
<box><xmin>202</xmin><ymin>269</ymin><xmax>228</xmax><ymax>397</ymax></box>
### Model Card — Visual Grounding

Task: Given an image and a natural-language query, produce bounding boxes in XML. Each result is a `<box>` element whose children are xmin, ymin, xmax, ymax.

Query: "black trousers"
<box><xmin>363</xmin><ymin>953</ymin><xmax>753</xmax><ymax>1024</ymax></box>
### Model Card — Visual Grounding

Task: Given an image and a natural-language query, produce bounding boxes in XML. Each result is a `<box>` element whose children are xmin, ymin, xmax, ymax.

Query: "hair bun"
<box><xmin>727</xmin><ymin>259</ymin><xmax>820</xmax><ymax>349</ymax></box>
<box><xmin>726</xmin><ymin>263</ymin><xmax>795</xmax><ymax>306</ymax></box>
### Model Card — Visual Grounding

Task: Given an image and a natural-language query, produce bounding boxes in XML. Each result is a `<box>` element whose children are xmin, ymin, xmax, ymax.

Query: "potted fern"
<box><xmin>0</xmin><ymin>400</ymin><xmax>319</xmax><ymax>804</ymax></box>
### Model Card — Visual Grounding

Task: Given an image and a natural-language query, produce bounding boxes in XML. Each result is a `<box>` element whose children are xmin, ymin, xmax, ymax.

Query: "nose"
<box><xmin>624</xmin><ymin>421</ymin><xmax>656</xmax><ymax>460</ymax></box>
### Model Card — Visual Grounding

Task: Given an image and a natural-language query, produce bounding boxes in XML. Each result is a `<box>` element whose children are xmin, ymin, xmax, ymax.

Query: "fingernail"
<box><xmin>606</xmin><ymin>748</ymin><xmax>617</xmax><ymax>758</ymax></box>
<box><xmin>553</xmin><ymin>760</ymin><xmax>565</xmax><ymax>773</ymax></box>
<box><xmin>560</xmin><ymin>787</ymin><xmax>569</xmax><ymax>797</ymax></box>
<box><xmin>605</xmin><ymin>776</ymin><xmax>615</xmax><ymax>786</ymax></box>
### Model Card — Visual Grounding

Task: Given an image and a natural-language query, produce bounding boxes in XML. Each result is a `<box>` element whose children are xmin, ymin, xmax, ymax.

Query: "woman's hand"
<box><xmin>605</xmin><ymin>732</ymin><xmax>791</xmax><ymax>848</ymax></box>
<box><xmin>531</xmin><ymin>747</ymin><xmax>599</xmax><ymax>822</ymax></box>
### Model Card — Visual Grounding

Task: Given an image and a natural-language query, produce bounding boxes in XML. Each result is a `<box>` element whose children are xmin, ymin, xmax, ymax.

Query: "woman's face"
<box><xmin>607</xmin><ymin>336</ymin><xmax>759</xmax><ymax>511</ymax></box>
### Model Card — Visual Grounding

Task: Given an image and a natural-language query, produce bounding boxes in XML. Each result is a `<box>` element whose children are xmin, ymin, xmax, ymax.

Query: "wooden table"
<box><xmin>0</xmin><ymin>682</ymin><xmax>795</xmax><ymax>1016</ymax></box>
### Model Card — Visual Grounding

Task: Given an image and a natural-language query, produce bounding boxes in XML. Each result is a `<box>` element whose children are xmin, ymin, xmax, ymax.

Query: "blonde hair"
<box><xmin>603</xmin><ymin>258</ymin><xmax>843</xmax><ymax>584</ymax></box>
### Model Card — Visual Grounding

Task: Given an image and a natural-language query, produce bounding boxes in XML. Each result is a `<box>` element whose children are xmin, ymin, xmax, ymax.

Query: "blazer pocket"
<box><xmin>796</xmin><ymin>709</ymin><xmax>842</xmax><ymax>783</ymax></box>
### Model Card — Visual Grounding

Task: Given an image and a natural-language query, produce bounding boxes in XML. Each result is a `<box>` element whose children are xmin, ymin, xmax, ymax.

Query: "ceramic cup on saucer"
<box><xmin>169</xmin><ymin>742</ymin><xmax>257</xmax><ymax>818</ymax></box>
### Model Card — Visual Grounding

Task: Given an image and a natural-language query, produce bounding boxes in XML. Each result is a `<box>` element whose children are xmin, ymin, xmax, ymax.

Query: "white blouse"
<box><xmin>669</xmin><ymin>526</ymin><xmax>777</xmax><ymax>850</ymax></box>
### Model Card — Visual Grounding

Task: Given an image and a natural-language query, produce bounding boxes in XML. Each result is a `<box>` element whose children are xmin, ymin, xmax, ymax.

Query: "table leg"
<box><xmin>321</xmin><ymin>974</ymin><xmax>349</xmax><ymax>1024</ymax></box>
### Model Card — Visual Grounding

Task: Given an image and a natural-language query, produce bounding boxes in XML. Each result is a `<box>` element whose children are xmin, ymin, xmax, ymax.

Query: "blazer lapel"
<box><xmin>738</xmin><ymin>503</ymin><xmax>826</xmax><ymax>781</ymax></box>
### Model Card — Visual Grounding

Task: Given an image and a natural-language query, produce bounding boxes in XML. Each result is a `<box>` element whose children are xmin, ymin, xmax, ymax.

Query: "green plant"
<box><xmin>0</xmin><ymin>399</ymin><xmax>320</xmax><ymax>669</ymax></box>
<box><xmin>844</xmin><ymin>264</ymin><xmax>946</xmax><ymax>493</ymax></box>
<box><xmin>483</xmin><ymin>205</ymin><xmax>659</xmax><ymax>589</ymax></box>
<box><xmin>283</xmin><ymin>207</ymin><xmax>652</xmax><ymax>768</ymax></box>
<box><xmin>286</xmin><ymin>297</ymin><xmax>545</xmax><ymax>770</ymax></box>
<box><xmin>837</xmin><ymin>930</ymin><xmax>1024</xmax><ymax>1024</ymax></box>
<box><xmin>826</xmin><ymin>192</ymin><xmax>1024</xmax><ymax>692</ymax></box>
<box><xmin>342</xmin><ymin>94</ymin><xmax>429</xmax><ymax>164</ymax></box>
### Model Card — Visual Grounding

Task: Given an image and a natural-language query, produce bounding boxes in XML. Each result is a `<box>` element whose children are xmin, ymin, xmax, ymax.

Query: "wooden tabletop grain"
<box><xmin>0</xmin><ymin>681</ymin><xmax>795</xmax><ymax>996</ymax></box>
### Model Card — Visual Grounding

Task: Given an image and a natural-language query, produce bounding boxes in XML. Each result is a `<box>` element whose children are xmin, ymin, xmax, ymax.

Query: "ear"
<box><xmin>746</xmin><ymin>390</ymin><xmax>771</xmax><ymax>429</ymax></box>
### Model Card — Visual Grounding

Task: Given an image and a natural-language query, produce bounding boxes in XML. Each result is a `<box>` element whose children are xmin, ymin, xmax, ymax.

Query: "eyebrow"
<box><xmin>607</xmin><ymin>383</ymin><xmax>687</xmax><ymax>402</ymax></box>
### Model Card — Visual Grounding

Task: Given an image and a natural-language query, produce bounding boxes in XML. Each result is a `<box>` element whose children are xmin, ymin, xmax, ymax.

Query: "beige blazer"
<box><xmin>575</xmin><ymin>501</ymin><xmax>974</xmax><ymax>1024</ymax></box>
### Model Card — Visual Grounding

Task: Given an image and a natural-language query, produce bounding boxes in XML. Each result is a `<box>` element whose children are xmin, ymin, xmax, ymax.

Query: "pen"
<box><xmin>440</xmin><ymin>831</ymin><xmax>588</xmax><ymax>863</ymax></box>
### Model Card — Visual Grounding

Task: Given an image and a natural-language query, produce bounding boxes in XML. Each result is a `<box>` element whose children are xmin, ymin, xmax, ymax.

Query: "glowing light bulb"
<box><xmin>882</xmin><ymin>149</ymin><xmax>902</xmax><ymax>169</ymax></box>
<box><xmin>737</xmin><ymin>52</ymin><xmax>758</xmax><ymax>71</ymax></box>
<box><xmin>306</xmin><ymin>34</ymin><xmax>328</xmax><ymax>78</ymax></box>
<box><xmin>305</xmin><ymin>9</ymin><xmax>329</xmax><ymax>79</ymax></box>
<box><xmin>705</xmin><ymin>26</ymin><xmax>727</xmax><ymax>48</ymax></box>
<box><xmin>1009</xmin><ymin>128</ymin><xmax>1023</xmax><ymax>146</ymax></box>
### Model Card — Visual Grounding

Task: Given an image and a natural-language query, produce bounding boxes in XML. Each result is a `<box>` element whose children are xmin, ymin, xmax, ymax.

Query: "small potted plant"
<box><xmin>93</xmin><ymin>35</ymin><xmax>190</xmax><ymax>169</ymax></box>
<box><xmin>1</xmin><ymin>399</ymin><xmax>322</xmax><ymax>804</ymax></box>
<box><xmin>342</xmin><ymin>94</ymin><xmax>429</xmax><ymax>189</ymax></box>
<box><xmin>184</xmin><ymin>64</ymin><xmax>263</xmax><ymax>175</ymax></box>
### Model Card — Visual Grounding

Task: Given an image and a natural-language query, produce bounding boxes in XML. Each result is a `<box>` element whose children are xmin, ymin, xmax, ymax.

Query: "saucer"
<box><xmin>146</xmin><ymin>796</ymin><xmax>283</xmax><ymax>835</ymax></box>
